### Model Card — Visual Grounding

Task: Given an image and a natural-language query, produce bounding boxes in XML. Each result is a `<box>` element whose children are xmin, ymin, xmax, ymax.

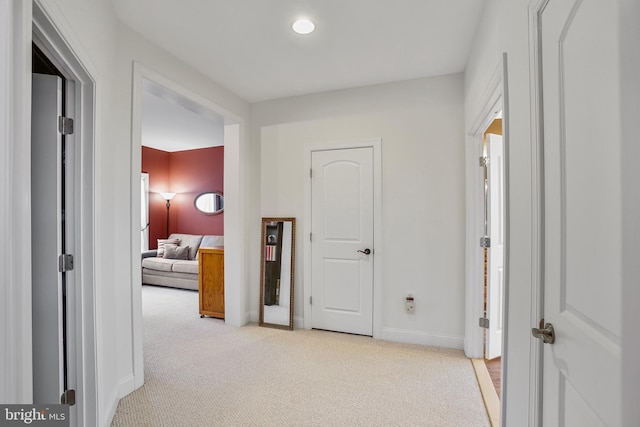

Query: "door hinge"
<box><xmin>58</xmin><ymin>254</ymin><xmax>74</xmax><ymax>272</ymax></box>
<box><xmin>310</xmin><ymin>296</ymin><xmax>312</xmax><ymax>305</ymax></box>
<box><xmin>479</xmin><ymin>236</ymin><xmax>491</xmax><ymax>248</ymax></box>
<box><xmin>58</xmin><ymin>116</ymin><xmax>74</xmax><ymax>135</ymax></box>
<box><xmin>479</xmin><ymin>156</ymin><xmax>488</xmax><ymax>167</ymax></box>
<box><xmin>309</xmin><ymin>232</ymin><xmax>312</xmax><ymax>242</ymax></box>
<box><xmin>310</xmin><ymin>168</ymin><xmax>312</xmax><ymax>178</ymax></box>
<box><xmin>479</xmin><ymin>317</ymin><xmax>490</xmax><ymax>329</ymax></box>
<box><xmin>61</xmin><ymin>389</ymin><xmax>76</xmax><ymax>406</ymax></box>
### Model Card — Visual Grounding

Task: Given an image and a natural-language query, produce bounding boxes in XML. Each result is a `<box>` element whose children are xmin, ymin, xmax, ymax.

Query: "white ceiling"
<box><xmin>112</xmin><ymin>0</ymin><xmax>486</xmax><ymax>103</ymax></box>
<box><xmin>142</xmin><ymin>79</ymin><xmax>225</xmax><ymax>152</ymax></box>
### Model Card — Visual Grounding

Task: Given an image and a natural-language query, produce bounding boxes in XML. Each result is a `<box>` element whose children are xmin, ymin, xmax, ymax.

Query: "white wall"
<box><xmin>252</xmin><ymin>74</ymin><xmax>467</xmax><ymax>348</ymax></box>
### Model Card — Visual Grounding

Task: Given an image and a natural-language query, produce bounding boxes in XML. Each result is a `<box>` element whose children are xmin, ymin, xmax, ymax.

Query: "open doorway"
<box><xmin>482</xmin><ymin>116</ymin><xmax>504</xmax><ymax>397</ymax></box>
<box><xmin>31</xmin><ymin>4</ymin><xmax>98</xmax><ymax>424</ymax></box>
<box><xmin>31</xmin><ymin>41</ymin><xmax>76</xmax><ymax>418</ymax></box>
<box><xmin>129</xmin><ymin>64</ymin><xmax>245</xmax><ymax>392</ymax></box>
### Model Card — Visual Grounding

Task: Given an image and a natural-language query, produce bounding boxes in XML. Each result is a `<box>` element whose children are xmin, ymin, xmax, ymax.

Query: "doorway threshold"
<box><xmin>471</xmin><ymin>358</ymin><xmax>500</xmax><ymax>426</ymax></box>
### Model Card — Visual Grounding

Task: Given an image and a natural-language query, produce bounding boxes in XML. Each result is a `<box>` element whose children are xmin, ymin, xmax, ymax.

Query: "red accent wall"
<box><xmin>170</xmin><ymin>147</ymin><xmax>224</xmax><ymax>236</ymax></box>
<box><xmin>142</xmin><ymin>146</ymin><xmax>224</xmax><ymax>249</ymax></box>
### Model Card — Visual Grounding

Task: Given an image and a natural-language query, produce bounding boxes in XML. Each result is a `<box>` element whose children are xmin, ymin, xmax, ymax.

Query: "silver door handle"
<box><xmin>357</xmin><ymin>248</ymin><xmax>371</xmax><ymax>255</ymax></box>
<box><xmin>532</xmin><ymin>319</ymin><xmax>555</xmax><ymax>344</ymax></box>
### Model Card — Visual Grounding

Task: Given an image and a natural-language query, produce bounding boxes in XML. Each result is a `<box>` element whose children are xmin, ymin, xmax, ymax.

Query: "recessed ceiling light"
<box><xmin>292</xmin><ymin>18</ymin><xmax>315</xmax><ymax>35</ymax></box>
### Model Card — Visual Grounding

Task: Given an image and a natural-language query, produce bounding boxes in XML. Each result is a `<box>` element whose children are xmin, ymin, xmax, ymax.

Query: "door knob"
<box><xmin>357</xmin><ymin>248</ymin><xmax>371</xmax><ymax>255</ymax></box>
<box><xmin>532</xmin><ymin>319</ymin><xmax>555</xmax><ymax>344</ymax></box>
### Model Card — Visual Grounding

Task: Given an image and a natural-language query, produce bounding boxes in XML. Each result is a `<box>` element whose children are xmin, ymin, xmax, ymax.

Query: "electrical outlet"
<box><xmin>405</xmin><ymin>295</ymin><xmax>415</xmax><ymax>314</ymax></box>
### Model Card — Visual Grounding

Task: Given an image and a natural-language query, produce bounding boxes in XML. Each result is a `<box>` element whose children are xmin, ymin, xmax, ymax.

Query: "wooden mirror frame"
<box><xmin>259</xmin><ymin>217</ymin><xmax>295</xmax><ymax>330</ymax></box>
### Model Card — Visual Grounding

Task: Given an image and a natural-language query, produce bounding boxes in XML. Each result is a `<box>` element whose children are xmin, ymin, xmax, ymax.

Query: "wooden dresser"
<box><xmin>198</xmin><ymin>247</ymin><xmax>224</xmax><ymax>319</ymax></box>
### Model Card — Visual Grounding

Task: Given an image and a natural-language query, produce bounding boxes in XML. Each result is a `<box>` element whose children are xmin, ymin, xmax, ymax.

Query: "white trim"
<box><xmin>303</xmin><ymin>138</ymin><xmax>383</xmax><ymax>338</ymax></box>
<box><xmin>130</xmin><ymin>63</ymin><xmax>145</xmax><ymax>391</ymax></box>
<box><xmin>500</xmin><ymin>53</ymin><xmax>511</xmax><ymax>426</ymax></box>
<box><xmin>103</xmin><ymin>387</ymin><xmax>121</xmax><ymax>427</ymax></box>
<box><xmin>620</xmin><ymin>2</ymin><xmax>640</xmax><ymax>425</ymax></box>
<box><xmin>118</xmin><ymin>373</ymin><xmax>135</xmax><ymax>398</ymax></box>
<box><xmin>381</xmin><ymin>328</ymin><xmax>464</xmax><ymax>350</ymax></box>
<box><xmin>464</xmin><ymin>127</ymin><xmax>487</xmax><ymax>358</ymax></box>
<box><xmin>527</xmin><ymin>1</ymin><xmax>548</xmax><ymax>426</ymax></box>
<box><xmin>0</xmin><ymin>0</ymin><xmax>33</xmax><ymax>404</ymax></box>
<box><xmin>130</xmin><ymin>63</ymin><xmax>248</xmax><ymax>392</ymax></box>
<box><xmin>465</xmin><ymin>57</ymin><xmax>506</xmax><ymax>358</ymax></box>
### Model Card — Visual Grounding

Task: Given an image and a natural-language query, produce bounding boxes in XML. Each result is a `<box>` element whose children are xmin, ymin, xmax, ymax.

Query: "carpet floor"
<box><xmin>111</xmin><ymin>285</ymin><xmax>490</xmax><ymax>427</ymax></box>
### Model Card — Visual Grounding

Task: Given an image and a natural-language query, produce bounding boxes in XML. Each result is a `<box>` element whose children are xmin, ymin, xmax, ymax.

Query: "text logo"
<box><xmin>0</xmin><ymin>405</ymin><xmax>68</xmax><ymax>427</ymax></box>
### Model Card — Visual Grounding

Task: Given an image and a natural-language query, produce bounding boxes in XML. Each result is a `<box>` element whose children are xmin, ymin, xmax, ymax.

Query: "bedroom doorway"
<box><xmin>129</xmin><ymin>64</ymin><xmax>246</xmax><ymax>392</ymax></box>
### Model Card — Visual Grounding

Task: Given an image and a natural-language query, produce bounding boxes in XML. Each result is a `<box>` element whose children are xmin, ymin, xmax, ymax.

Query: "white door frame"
<box><xmin>618</xmin><ymin>2</ymin><xmax>640</xmax><ymax>425</ymax></box>
<box><xmin>465</xmin><ymin>56</ymin><xmax>509</xmax><ymax>356</ymax></box>
<box><xmin>527</xmin><ymin>2</ymin><xmax>546</xmax><ymax>424</ymax></box>
<box><xmin>303</xmin><ymin>139</ymin><xmax>383</xmax><ymax>337</ymax></box>
<box><xmin>0</xmin><ymin>0</ymin><xmax>97</xmax><ymax>422</ymax></box>
<box><xmin>129</xmin><ymin>63</ymin><xmax>248</xmax><ymax>391</ymax></box>
<box><xmin>465</xmin><ymin>54</ymin><xmax>510</xmax><ymax>414</ymax></box>
<box><xmin>0</xmin><ymin>0</ymin><xmax>34</xmax><ymax>404</ymax></box>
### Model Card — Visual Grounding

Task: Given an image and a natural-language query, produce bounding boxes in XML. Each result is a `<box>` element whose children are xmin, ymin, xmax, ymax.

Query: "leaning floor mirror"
<box><xmin>259</xmin><ymin>217</ymin><xmax>295</xmax><ymax>330</ymax></box>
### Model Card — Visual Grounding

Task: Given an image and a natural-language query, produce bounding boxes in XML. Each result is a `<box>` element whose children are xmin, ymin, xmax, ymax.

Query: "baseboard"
<box><xmin>102</xmin><ymin>387</ymin><xmax>121</xmax><ymax>427</ymax></box>
<box><xmin>379</xmin><ymin>327</ymin><xmax>464</xmax><ymax>350</ymax></box>
<box><xmin>118</xmin><ymin>373</ymin><xmax>136</xmax><ymax>398</ymax></box>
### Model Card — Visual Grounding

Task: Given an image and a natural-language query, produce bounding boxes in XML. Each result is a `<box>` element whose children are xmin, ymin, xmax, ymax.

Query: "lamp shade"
<box><xmin>159</xmin><ymin>192</ymin><xmax>176</xmax><ymax>201</ymax></box>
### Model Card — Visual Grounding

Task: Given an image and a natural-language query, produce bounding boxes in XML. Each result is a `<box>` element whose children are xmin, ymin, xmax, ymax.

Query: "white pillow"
<box><xmin>157</xmin><ymin>238</ymin><xmax>180</xmax><ymax>257</ymax></box>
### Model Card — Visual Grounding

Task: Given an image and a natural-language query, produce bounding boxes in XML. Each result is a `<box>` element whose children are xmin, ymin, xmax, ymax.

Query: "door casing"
<box><xmin>303</xmin><ymin>139</ymin><xmax>382</xmax><ymax>337</ymax></box>
<box><xmin>465</xmin><ymin>54</ymin><xmax>510</xmax><ymax>423</ymax></box>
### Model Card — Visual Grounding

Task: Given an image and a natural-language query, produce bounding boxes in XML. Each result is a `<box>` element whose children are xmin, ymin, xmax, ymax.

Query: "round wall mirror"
<box><xmin>194</xmin><ymin>191</ymin><xmax>224</xmax><ymax>215</ymax></box>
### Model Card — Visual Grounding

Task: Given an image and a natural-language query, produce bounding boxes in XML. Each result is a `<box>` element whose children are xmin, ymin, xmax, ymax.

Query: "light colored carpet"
<box><xmin>111</xmin><ymin>285</ymin><xmax>490</xmax><ymax>427</ymax></box>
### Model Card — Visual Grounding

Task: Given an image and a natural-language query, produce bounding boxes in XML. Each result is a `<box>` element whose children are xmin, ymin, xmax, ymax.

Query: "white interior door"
<box><xmin>311</xmin><ymin>147</ymin><xmax>374</xmax><ymax>336</ymax></box>
<box><xmin>486</xmin><ymin>133</ymin><xmax>504</xmax><ymax>360</ymax></box>
<box><xmin>539</xmin><ymin>1</ymin><xmax>621</xmax><ymax>425</ymax></box>
<box><xmin>31</xmin><ymin>73</ymin><xmax>64</xmax><ymax>404</ymax></box>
